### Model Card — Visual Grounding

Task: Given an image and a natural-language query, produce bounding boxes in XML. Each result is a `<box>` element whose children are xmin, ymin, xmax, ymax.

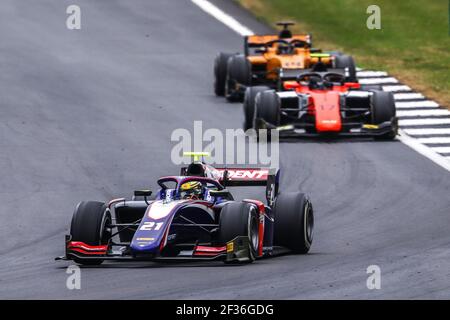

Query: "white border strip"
<box><xmin>417</xmin><ymin>137</ymin><xmax>450</xmax><ymax>144</ymax></box>
<box><xmin>359</xmin><ymin>77</ymin><xmax>399</xmax><ymax>85</ymax></box>
<box><xmin>399</xmin><ymin>118</ymin><xmax>450</xmax><ymax>126</ymax></box>
<box><xmin>383</xmin><ymin>85</ymin><xmax>412</xmax><ymax>92</ymax></box>
<box><xmin>397</xmin><ymin>131</ymin><xmax>450</xmax><ymax>172</ymax></box>
<box><xmin>191</xmin><ymin>0</ymin><xmax>254</xmax><ymax>36</ymax></box>
<box><xmin>432</xmin><ymin>147</ymin><xmax>450</xmax><ymax>153</ymax></box>
<box><xmin>394</xmin><ymin>93</ymin><xmax>425</xmax><ymax>100</ymax></box>
<box><xmin>397</xmin><ymin>109</ymin><xmax>450</xmax><ymax>117</ymax></box>
<box><xmin>395</xmin><ymin>101</ymin><xmax>440</xmax><ymax>109</ymax></box>
<box><xmin>403</xmin><ymin>128</ymin><xmax>450</xmax><ymax>135</ymax></box>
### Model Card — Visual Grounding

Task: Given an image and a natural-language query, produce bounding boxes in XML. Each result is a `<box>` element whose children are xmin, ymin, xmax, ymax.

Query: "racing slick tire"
<box><xmin>214</xmin><ymin>52</ymin><xmax>233</xmax><ymax>97</ymax></box>
<box><xmin>225</xmin><ymin>54</ymin><xmax>251</xmax><ymax>102</ymax></box>
<box><xmin>70</xmin><ymin>201</ymin><xmax>112</xmax><ymax>265</ymax></box>
<box><xmin>335</xmin><ymin>54</ymin><xmax>357</xmax><ymax>82</ymax></box>
<box><xmin>218</xmin><ymin>202</ymin><xmax>259</xmax><ymax>263</ymax></box>
<box><xmin>243</xmin><ymin>86</ymin><xmax>271</xmax><ymax>131</ymax></box>
<box><xmin>371</xmin><ymin>90</ymin><xmax>397</xmax><ymax>140</ymax></box>
<box><xmin>254</xmin><ymin>90</ymin><xmax>280</xmax><ymax>141</ymax></box>
<box><xmin>273</xmin><ymin>192</ymin><xmax>314</xmax><ymax>254</ymax></box>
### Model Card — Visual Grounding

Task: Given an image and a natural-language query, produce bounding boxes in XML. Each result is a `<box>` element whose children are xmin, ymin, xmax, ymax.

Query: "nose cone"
<box><xmin>130</xmin><ymin>238</ymin><xmax>160</xmax><ymax>253</ymax></box>
<box><xmin>318</xmin><ymin>119</ymin><xmax>341</xmax><ymax>131</ymax></box>
<box><xmin>313</xmin><ymin>92</ymin><xmax>342</xmax><ymax>132</ymax></box>
<box><xmin>130</xmin><ymin>200</ymin><xmax>183</xmax><ymax>253</ymax></box>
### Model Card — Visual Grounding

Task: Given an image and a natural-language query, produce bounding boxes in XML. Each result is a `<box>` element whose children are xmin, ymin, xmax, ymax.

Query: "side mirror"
<box><xmin>134</xmin><ymin>190</ymin><xmax>152</xmax><ymax>197</ymax></box>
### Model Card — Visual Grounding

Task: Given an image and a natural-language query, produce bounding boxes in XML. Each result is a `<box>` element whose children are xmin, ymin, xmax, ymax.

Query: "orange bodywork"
<box><xmin>246</xmin><ymin>34</ymin><xmax>333</xmax><ymax>81</ymax></box>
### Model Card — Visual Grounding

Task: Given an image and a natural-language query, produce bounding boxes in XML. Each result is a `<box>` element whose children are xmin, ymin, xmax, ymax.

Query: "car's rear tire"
<box><xmin>273</xmin><ymin>192</ymin><xmax>314</xmax><ymax>254</ymax></box>
<box><xmin>70</xmin><ymin>201</ymin><xmax>111</xmax><ymax>265</ymax></box>
<box><xmin>214</xmin><ymin>52</ymin><xmax>233</xmax><ymax>97</ymax></box>
<box><xmin>225</xmin><ymin>55</ymin><xmax>251</xmax><ymax>102</ymax></box>
<box><xmin>243</xmin><ymin>86</ymin><xmax>271</xmax><ymax>131</ymax></box>
<box><xmin>335</xmin><ymin>54</ymin><xmax>357</xmax><ymax>82</ymax></box>
<box><xmin>371</xmin><ymin>90</ymin><xmax>397</xmax><ymax>140</ymax></box>
<box><xmin>218</xmin><ymin>202</ymin><xmax>259</xmax><ymax>263</ymax></box>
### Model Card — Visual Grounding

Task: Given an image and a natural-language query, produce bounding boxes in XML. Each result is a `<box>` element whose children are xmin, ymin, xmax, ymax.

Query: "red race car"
<box><xmin>243</xmin><ymin>66</ymin><xmax>398</xmax><ymax>140</ymax></box>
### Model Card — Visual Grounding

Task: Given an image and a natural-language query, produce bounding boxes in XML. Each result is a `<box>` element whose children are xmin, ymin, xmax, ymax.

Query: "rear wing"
<box><xmin>244</xmin><ymin>34</ymin><xmax>312</xmax><ymax>56</ymax></box>
<box><xmin>215</xmin><ymin>168</ymin><xmax>280</xmax><ymax>206</ymax></box>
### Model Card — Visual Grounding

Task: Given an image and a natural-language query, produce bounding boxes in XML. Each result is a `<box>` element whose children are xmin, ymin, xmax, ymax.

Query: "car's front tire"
<box><xmin>217</xmin><ymin>202</ymin><xmax>259</xmax><ymax>263</ymax></box>
<box><xmin>70</xmin><ymin>201</ymin><xmax>111</xmax><ymax>265</ymax></box>
<box><xmin>273</xmin><ymin>192</ymin><xmax>314</xmax><ymax>254</ymax></box>
<box><xmin>243</xmin><ymin>86</ymin><xmax>271</xmax><ymax>131</ymax></box>
<box><xmin>225</xmin><ymin>55</ymin><xmax>251</xmax><ymax>102</ymax></box>
<box><xmin>214</xmin><ymin>52</ymin><xmax>233</xmax><ymax>96</ymax></box>
<box><xmin>371</xmin><ymin>90</ymin><xmax>397</xmax><ymax>140</ymax></box>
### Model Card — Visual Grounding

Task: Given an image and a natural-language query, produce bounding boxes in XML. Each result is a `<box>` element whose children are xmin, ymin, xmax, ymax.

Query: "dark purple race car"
<box><xmin>56</xmin><ymin>157</ymin><xmax>314</xmax><ymax>265</ymax></box>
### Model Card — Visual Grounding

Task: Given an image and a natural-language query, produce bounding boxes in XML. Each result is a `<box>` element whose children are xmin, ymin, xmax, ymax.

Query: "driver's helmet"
<box><xmin>180</xmin><ymin>181</ymin><xmax>203</xmax><ymax>200</ymax></box>
<box><xmin>277</xmin><ymin>42</ymin><xmax>292</xmax><ymax>55</ymax></box>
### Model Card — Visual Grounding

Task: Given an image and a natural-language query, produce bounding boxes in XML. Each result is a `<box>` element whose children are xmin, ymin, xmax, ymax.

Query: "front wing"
<box><xmin>55</xmin><ymin>235</ymin><xmax>254</xmax><ymax>263</ymax></box>
<box><xmin>256</xmin><ymin>118</ymin><xmax>398</xmax><ymax>138</ymax></box>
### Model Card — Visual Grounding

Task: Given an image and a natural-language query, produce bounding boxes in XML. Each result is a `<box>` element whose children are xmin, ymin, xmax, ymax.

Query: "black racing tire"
<box><xmin>243</xmin><ymin>86</ymin><xmax>271</xmax><ymax>131</ymax></box>
<box><xmin>254</xmin><ymin>90</ymin><xmax>280</xmax><ymax>127</ymax></box>
<box><xmin>214</xmin><ymin>52</ymin><xmax>233</xmax><ymax>97</ymax></box>
<box><xmin>371</xmin><ymin>90</ymin><xmax>397</xmax><ymax>140</ymax></box>
<box><xmin>225</xmin><ymin>55</ymin><xmax>251</xmax><ymax>102</ymax></box>
<box><xmin>335</xmin><ymin>54</ymin><xmax>357</xmax><ymax>82</ymax></box>
<box><xmin>70</xmin><ymin>201</ymin><xmax>111</xmax><ymax>265</ymax></box>
<box><xmin>217</xmin><ymin>202</ymin><xmax>259</xmax><ymax>263</ymax></box>
<box><xmin>273</xmin><ymin>192</ymin><xmax>314</xmax><ymax>254</ymax></box>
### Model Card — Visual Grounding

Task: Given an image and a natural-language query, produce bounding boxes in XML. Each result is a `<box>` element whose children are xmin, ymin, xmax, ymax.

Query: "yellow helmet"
<box><xmin>180</xmin><ymin>181</ymin><xmax>203</xmax><ymax>200</ymax></box>
<box><xmin>180</xmin><ymin>181</ymin><xmax>202</xmax><ymax>191</ymax></box>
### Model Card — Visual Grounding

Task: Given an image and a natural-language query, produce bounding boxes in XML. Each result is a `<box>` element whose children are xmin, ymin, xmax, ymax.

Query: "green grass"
<box><xmin>238</xmin><ymin>0</ymin><xmax>450</xmax><ymax>108</ymax></box>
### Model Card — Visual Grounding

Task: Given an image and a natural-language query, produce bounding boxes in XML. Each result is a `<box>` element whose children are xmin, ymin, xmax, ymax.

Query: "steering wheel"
<box><xmin>323</xmin><ymin>72</ymin><xmax>345</xmax><ymax>85</ymax></box>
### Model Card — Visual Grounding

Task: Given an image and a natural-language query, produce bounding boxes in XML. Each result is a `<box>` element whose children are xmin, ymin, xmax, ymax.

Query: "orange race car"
<box><xmin>214</xmin><ymin>22</ymin><xmax>357</xmax><ymax>102</ymax></box>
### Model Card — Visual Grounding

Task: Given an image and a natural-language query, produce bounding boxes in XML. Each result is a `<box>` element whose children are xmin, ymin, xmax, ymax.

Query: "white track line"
<box><xmin>359</xmin><ymin>77</ymin><xmax>399</xmax><ymax>85</ymax></box>
<box><xmin>383</xmin><ymin>85</ymin><xmax>412</xmax><ymax>92</ymax></box>
<box><xmin>399</xmin><ymin>118</ymin><xmax>450</xmax><ymax>126</ymax></box>
<box><xmin>398</xmin><ymin>132</ymin><xmax>450</xmax><ymax>171</ymax></box>
<box><xmin>191</xmin><ymin>0</ymin><xmax>254</xmax><ymax>36</ymax></box>
<box><xmin>397</xmin><ymin>109</ymin><xmax>450</xmax><ymax>117</ymax></box>
<box><xmin>417</xmin><ymin>137</ymin><xmax>450</xmax><ymax>144</ymax></box>
<box><xmin>357</xmin><ymin>71</ymin><xmax>388</xmax><ymax>77</ymax></box>
<box><xmin>192</xmin><ymin>1</ymin><xmax>450</xmax><ymax>171</ymax></box>
<box><xmin>394</xmin><ymin>93</ymin><xmax>425</xmax><ymax>100</ymax></box>
<box><xmin>403</xmin><ymin>128</ymin><xmax>450</xmax><ymax>136</ymax></box>
<box><xmin>395</xmin><ymin>101</ymin><xmax>440</xmax><ymax>109</ymax></box>
<box><xmin>432</xmin><ymin>147</ymin><xmax>450</xmax><ymax>153</ymax></box>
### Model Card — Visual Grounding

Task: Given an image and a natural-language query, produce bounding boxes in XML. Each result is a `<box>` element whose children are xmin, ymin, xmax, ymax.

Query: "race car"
<box><xmin>243</xmin><ymin>65</ymin><xmax>398</xmax><ymax>140</ymax></box>
<box><xmin>214</xmin><ymin>21</ymin><xmax>357</xmax><ymax>102</ymax></box>
<box><xmin>56</xmin><ymin>154</ymin><xmax>314</xmax><ymax>265</ymax></box>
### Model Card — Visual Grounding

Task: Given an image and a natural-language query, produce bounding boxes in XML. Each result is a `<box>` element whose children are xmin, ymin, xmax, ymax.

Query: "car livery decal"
<box><xmin>130</xmin><ymin>200</ymin><xmax>186</xmax><ymax>253</ymax></box>
<box><xmin>147</xmin><ymin>200</ymin><xmax>182</xmax><ymax>220</ymax></box>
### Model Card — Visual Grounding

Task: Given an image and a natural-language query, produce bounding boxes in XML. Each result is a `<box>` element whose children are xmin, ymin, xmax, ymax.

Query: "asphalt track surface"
<box><xmin>0</xmin><ymin>0</ymin><xmax>449</xmax><ymax>299</ymax></box>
